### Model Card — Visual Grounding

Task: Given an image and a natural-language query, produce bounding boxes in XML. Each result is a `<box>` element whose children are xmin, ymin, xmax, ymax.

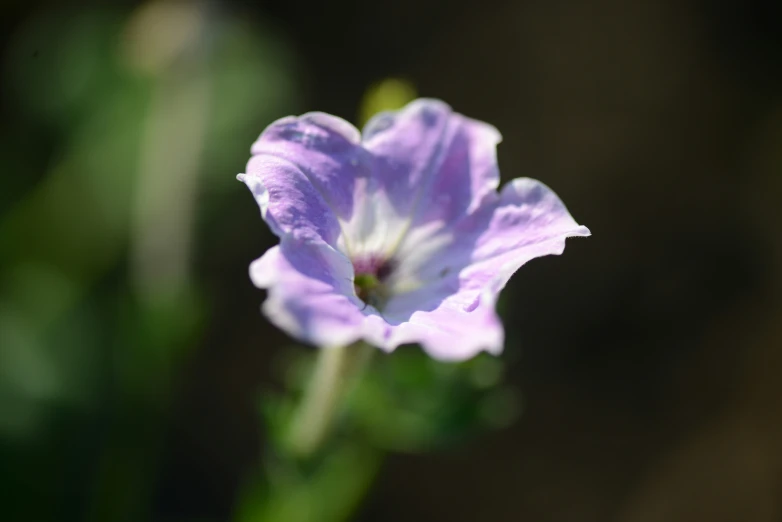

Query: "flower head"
<box><xmin>238</xmin><ymin>99</ymin><xmax>589</xmax><ymax>361</ymax></box>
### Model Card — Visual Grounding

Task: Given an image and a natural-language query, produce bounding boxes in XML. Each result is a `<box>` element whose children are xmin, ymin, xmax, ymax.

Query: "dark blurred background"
<box><xmin>2</xmin><ymin>0</ymin><xmax>782</xmax><ymax>521</ymax></box>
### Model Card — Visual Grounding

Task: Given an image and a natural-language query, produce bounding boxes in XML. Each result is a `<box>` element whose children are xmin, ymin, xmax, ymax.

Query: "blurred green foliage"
<box><xmin>236</xmin><ymin>440</ymin><xmax>382</xmax><ymax>522</ymax></box>
<box><xmin>253</xmin><ymin>345</ymin><xmax>519</xmax><ymax>522</ymax></box>
<box><xmin>1</xmin><ymin>2</ymin><xmax>301</xmax><ymax>521</ymax></box>
<box><xmin>262</xmin><ymin>347</ymin><xmax>519</xmax><ymax>453</ymax></box>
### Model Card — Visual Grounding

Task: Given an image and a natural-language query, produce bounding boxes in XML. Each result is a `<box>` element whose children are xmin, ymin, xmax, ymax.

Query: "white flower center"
<box><xmin>336</xmin><ymin>179</ymin><xmax>458</xmax><ymax>313</ymax></box>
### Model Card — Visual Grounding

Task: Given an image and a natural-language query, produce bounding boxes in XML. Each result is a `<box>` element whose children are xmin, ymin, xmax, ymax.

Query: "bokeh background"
<box><xmin>2</xmin><ymin>0</ymin><xmax>782</xmax><ymax>521</ymax></box>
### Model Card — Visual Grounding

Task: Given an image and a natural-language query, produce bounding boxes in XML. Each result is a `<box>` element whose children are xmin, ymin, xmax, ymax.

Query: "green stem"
<box><xmin>287</xmin><ymin>342</ymin><xmax>372</xmax><ymax>457</ymax></box>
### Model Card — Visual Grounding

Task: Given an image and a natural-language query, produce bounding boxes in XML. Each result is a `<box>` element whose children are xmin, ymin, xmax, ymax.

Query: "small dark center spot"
<box><xmin>353</xmin><ymin>257</ymin><xmax>394</xmax><ymax>309</ymax></box>
<box><xmin>376</xmin><ymin>260</ymin><xmax>393</xmax><ymax>281</ymax></box>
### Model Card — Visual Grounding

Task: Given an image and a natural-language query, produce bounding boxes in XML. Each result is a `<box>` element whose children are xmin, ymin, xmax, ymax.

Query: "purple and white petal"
<box><xmin>375</xmin><ymin>275</ymin><xmax>503</xmax><ymax>360</ymax></box>
<box><xmin>386</xmin><ymin>289</ymin><xmax>504</xmax><ymax>361</ymax></box>
<box><xmin>379</xmin><ymin>178</ymin><xmax>589</xmax><ymax>358</ymax></box>
<box><xmin>250</xmin><ymin>237</ymin><xmax>380</xmax><ymax>348</ymax></box>
<box><xmin>362</xmin><ymin>98</ymin><xmax>502</xmax><ymax>225</ymax></box>
<box><xmin>240</xmin><ymin>113</ymin><xmax>369</xmax><ymax>247</ymax></box>
<box><xmin>336</xmin><ymin>99</ymin><xmax>502</xmax><ymax>261</ymax></box>
<box><xmin>251</xmin><ymin>112</ymin><xmax>367</xmax><ymax>223</ymax></box>
<box><xmin>239</xmin><ymin>155</ymin><xmax>343</xmax><ymax>245</ymax></box>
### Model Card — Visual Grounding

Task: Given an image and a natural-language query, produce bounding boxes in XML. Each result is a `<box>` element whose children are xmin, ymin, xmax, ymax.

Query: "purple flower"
<box><xmin>238</xmin><ymin>99</ymin><xmax>589</xmax><ymax>361</ymax></box>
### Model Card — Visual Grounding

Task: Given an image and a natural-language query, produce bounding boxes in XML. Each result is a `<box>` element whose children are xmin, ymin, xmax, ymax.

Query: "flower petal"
<box><xmin>380</xmin><ymin>284</ymin><xmax>504</xmax><ymax>361</ymax></box>
<box><xmin>362</xmin><ymin>98</ymin><xmax>501</xmax><ymax>228</ymax></box>
<box><xmin>239</xmin><ymin>156</ymin><xmax>339</xmax><ymax>245</ymax></box>
<box><xmin>240</xmin><ymin>112</ymin><xmax>369</xmax><ymax>246</ymax></box>
<box><xmin>378</xmin><ymin>177</ymin><xmax>589</xmax><ymax>360</ymax></box>
<box><xmin>250</xmin><ymin>238</ymin><xmax>372</xmax><ymax>348</ymax></box>
<box><xmin>459</xmin><ymin>177</ymin><xmax>591</xmax><ymax>306</ymax></box>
